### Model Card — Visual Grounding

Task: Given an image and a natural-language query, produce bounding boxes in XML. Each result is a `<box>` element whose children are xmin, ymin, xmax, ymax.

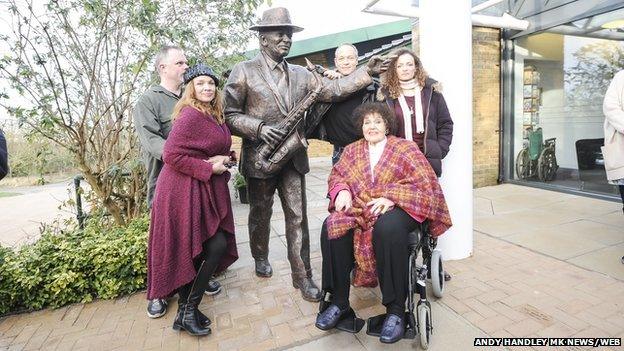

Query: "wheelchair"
<box><xmin>317</xmin><ymin>221</ymin><xmax>444</xmax><ymax>349</ymax></box>
<box><xmin>515</xmin><ymin>127</ymin><xmax>559</xmax><ymax>182</ymax></box>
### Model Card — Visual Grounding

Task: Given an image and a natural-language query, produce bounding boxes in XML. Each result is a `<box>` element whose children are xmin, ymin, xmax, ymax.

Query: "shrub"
<box><xmin>0</xmin><ymin>215</ymin><xmax>149</xmax><ymax>316</ymax></box>
<box><xmin>233</xmin><ymin>172</ymin><xmax>247</xmax><ymax>189</ymax></box>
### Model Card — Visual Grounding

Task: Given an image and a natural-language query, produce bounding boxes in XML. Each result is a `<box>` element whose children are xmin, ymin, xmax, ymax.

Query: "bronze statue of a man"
<box><xmin>224</xmin><ymin>7</ymin><xmax>386</xmax><ymax>301</ymax></box>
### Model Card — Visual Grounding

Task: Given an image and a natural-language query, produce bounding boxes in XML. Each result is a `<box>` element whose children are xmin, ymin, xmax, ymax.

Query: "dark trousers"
<box><xmin>180</xmin><ymin>231</ymin><xmax>227</xmax><ymax>299</ymax></box>
<box><xmin>320</xmin><ymin>208</ymin><xmax>418</xmax><ymax>316</ymax></box>
<box><xmin>247</xmin><ymin>164</ymin><xmax>312</xmax><ymax>281</ymax></box>
<box><xmin>619</xmin><ymin>185</ymin><xmax>624</xmax><ymax>211</ymax></box>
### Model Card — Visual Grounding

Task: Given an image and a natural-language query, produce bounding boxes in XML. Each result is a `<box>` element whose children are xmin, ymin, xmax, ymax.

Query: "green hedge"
<box><xmin>0</xmin><ymin>215</ymin><xmax>149</xmax><ymax>315</ymax></box>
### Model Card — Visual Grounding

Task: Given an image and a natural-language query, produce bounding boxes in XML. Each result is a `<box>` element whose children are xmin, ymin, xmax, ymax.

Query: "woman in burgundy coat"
<box><xmin>147</xmin><ymin>63</ymin><xmax>238</xmax><ymax>336</ymax></box>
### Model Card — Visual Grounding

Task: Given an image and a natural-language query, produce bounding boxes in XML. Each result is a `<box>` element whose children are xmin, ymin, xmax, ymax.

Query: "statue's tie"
<box><xmin>276</xmin><ymin>64</ymin><xmax>290</xmax><ymax>109</ymax></box>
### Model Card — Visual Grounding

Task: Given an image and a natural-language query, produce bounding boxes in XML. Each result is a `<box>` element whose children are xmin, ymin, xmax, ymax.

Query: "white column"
<box><xmin>419</xmin><ymin>0</ymin><xmax>473</xmax><ymax>260</ymax></box>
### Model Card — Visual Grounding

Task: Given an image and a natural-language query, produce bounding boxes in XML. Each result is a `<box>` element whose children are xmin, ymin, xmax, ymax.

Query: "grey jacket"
<box><xmin>224</xmin><ymin>53</ymin><xmax>373</xmax><ymax>179</ymax></box>
<box><xmin>133</xmin><ymin>85</ymin><xmax>179</xmax><ymax>206</ymax></box>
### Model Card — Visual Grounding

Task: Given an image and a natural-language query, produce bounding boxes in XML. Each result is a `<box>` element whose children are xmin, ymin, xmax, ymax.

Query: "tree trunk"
<box><xmin>78</xmin><ymin>163</ymin><xmax>126</xmax><ymax>227</ymax></box>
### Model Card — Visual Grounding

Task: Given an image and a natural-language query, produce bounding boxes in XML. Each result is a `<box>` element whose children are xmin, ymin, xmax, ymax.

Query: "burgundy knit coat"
<box><xmin>147</xmin><ymin>106</ymin><xmax>238</xmax><ymax>300</ymax></box>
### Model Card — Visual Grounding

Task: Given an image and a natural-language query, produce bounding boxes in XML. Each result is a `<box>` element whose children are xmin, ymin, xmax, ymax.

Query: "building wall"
<box><xmin>472</xmin><ymin>27</ymin><xmax>501</xmax><ymax>188</ymax></box>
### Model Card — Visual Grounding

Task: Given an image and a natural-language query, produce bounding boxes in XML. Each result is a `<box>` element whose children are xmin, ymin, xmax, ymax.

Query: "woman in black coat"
<box><xmin>377</xmin><ymin>48</ymin><xmax>453</xmax><ymax>178</ymax></box>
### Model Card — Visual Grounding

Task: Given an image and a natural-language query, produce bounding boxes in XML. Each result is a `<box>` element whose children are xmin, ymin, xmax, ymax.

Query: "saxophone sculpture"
<box><xmin>254</xmin><ymin>58</ymin><xmax>324</xmax><ymax>175</ymax></box>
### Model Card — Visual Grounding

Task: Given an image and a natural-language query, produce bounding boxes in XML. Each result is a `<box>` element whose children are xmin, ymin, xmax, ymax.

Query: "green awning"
<box><xmin>245</xmin><ymin>19</ymin><xmax>412</xmax><ymax>59</ymax></box>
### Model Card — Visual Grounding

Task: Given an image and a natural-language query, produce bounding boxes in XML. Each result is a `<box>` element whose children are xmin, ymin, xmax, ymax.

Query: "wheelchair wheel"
<box><xmin>515</xmin><ymin>148</ymin><xmax>530</xmax><ymax>179</ymax></box>
<box><xmin>417</xmin><ymin>303</ymin><xmax>432</xmax><ymax>350</ymax></box>
<box><xmin>430</xmin><ymin>249</ymin><xmax>444</xmax><ymax>298</ymax></box>
<box><xmin>538</xmin><ymin>147</ymin><xmax>558</xmax><ymax>181</ymax></box>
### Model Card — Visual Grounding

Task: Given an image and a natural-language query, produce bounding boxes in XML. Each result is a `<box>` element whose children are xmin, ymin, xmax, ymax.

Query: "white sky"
<box><xmin>246</xmin><ymin>0</ymin><xmax>401</xmax><ymax>50</ymax></box>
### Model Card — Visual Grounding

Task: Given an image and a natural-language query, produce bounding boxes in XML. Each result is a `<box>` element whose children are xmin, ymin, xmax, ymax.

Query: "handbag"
<box><xmin>601</xmin><ymin>128</ymin><xmax>624</xmax><ymax>180</ymax></box>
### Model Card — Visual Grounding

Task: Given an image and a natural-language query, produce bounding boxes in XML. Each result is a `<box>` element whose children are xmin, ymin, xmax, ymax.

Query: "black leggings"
<box><xmin>180</xmin><ymin>230</ymin><xmax>227</xmax><ymax>299</ymax></box>
<box><xmin>619</xmin><ymin>185</ymin><xmax>624</xmax><ymax>208</ymax></box>
<box><xmin>320</xmin><ymin>208</ymin><xmax>418</xmax><ymax>316</ymax></box>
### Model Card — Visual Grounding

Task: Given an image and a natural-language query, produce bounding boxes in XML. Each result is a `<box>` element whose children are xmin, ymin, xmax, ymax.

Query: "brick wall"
<box><xmin>472</xmin><ymin>27</ymin><xmax>501</xmax><ymax>188</ymax></box>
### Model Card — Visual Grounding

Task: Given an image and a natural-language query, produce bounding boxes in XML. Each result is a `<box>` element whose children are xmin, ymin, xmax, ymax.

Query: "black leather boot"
<box><xmin>173</xmin><ymin>301</ymin><xmax>210</xmax><ymax>336</ymax></box>
<box><xmin>173</xmin><ymin>263</ymin><xmax>212</xmax><ymax>336</ymax></box>
<box><xmin>174</xmin><ymin>282</ymin><xmax>211</xmax><ymax>329</ymax></box>
<box><xmin>173</xmin><ymin>307</ymin><xmax>211</xmax><ymax>329</ymax></box>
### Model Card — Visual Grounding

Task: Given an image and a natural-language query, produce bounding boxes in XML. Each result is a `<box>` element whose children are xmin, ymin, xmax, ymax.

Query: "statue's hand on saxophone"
<box><xmin>259</xmin><ymin>124</ymin><xmax>286</xmax><ymax>147</ymax></box>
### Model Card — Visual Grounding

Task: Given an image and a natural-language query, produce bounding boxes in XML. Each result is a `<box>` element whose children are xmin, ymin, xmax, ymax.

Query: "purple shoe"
<box><xmin>315</xmin><ymin>304</ymin><xmax>349</xmax><ymax>330</ymax></box>
<box><xmin>379</xmin><ymin>313</ymin><xmax>405</xmax><ymax>344</ymax></box>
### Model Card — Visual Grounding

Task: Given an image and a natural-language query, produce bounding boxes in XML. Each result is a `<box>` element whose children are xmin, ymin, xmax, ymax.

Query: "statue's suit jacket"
<box><xmin>224</xmin><ymin>53</ymin><xmax>372</xmax><ymax>179</ymax></box>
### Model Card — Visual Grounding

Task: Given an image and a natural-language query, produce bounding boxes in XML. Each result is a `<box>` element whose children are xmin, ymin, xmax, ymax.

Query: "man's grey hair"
<box><xmin>155</xmin><ymin>45</ymin><xmax>182</xmax><ymax>72</ymax></box>
<box><xmin>335</xmin><ymin>43</ymin><xmax>358</xmax><ymax>57</ymax></box>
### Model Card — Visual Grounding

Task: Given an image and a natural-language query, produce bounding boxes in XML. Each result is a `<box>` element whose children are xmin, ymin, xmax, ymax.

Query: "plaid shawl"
<box><xmin>326</xmin><ymin>136</ymin><xmax>452</xmax><ymax>287</ymax></box>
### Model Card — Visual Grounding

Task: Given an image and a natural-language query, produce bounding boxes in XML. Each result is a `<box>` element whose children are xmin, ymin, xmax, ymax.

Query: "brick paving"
<box><xmin>1</xmin><ymin>158</ymin><xmax>623</xmax><ymax>350</ymax></box>
<box><xmin>444</xmin><ymin>233</ymin><xmax>624</xmax><ymax>342</ymax></box>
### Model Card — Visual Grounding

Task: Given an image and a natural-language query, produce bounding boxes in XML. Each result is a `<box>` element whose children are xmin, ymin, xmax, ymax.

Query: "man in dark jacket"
<box><xmin>134</xmin><ymin>45</ymin><xmax>220</xmax><ymax>320</ymax></box>
<box><xmin>0</xmin><ymin>129</ymin><xmax>8</xmax><ymax>180</ymax></box>
<box><xmin>309</xmin><ymin>44</ymin><xmax>379</xmax><ymax>164</ymax></box>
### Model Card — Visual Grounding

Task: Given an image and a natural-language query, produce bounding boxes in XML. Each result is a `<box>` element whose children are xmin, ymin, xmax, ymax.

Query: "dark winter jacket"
<box><xmin>378</xmin><ymin>78</ymin><xmax>453</xmax><ymax>176</ymax></box>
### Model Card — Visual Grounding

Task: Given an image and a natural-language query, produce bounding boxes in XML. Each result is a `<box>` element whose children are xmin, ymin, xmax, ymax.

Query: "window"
<box><xmin>511</xmin><ymin>27</ymin><xmax>624</xmax><ymax>196</ymax></box>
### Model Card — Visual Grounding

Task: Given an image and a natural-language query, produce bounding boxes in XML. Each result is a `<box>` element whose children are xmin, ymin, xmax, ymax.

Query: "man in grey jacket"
<box><xmin>134</xmin><ymin>45</ymin><xmax>220</xmax><ymax>320</ymax></box>
<box><xmin>134</xmin><ymin>45</ymin><xmax>187</xmax><ymax>208</ymax></box>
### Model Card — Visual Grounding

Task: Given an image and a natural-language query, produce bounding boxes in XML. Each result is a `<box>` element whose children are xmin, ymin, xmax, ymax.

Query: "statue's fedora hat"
<box><xmin>249</xmin><ymin>7</ymin><xmax>303</xmax><ymax>32</ymax></box>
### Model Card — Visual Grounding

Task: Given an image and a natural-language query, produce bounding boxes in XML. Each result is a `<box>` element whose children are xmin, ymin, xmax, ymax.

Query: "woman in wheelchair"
<box><xmin>316</xmin><ymin>102</ymin><xmax>452</xmax><ymax>344</ymax></box>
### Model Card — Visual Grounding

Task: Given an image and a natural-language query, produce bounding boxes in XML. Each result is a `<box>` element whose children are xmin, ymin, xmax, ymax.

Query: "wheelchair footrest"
<box><xmin>335</xmin><ymin>309</ymin><xmax>365</xmax><ymax>334</ymax></box>
<box><xmin>365</xmin><ymin>312</ymin><xmax>416</xmax><ymax>339</ymax></box>
<box><xmin>315</xmin><ymin>307</ymin><xmax>365</xmax><ymax>334</ymax></box>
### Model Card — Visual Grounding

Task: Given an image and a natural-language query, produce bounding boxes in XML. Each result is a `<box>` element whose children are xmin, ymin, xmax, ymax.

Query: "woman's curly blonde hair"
<box><xmin>381</xmin><ymin>48</ymin><xmax>428</xmax><ymax>99</ymax></box>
